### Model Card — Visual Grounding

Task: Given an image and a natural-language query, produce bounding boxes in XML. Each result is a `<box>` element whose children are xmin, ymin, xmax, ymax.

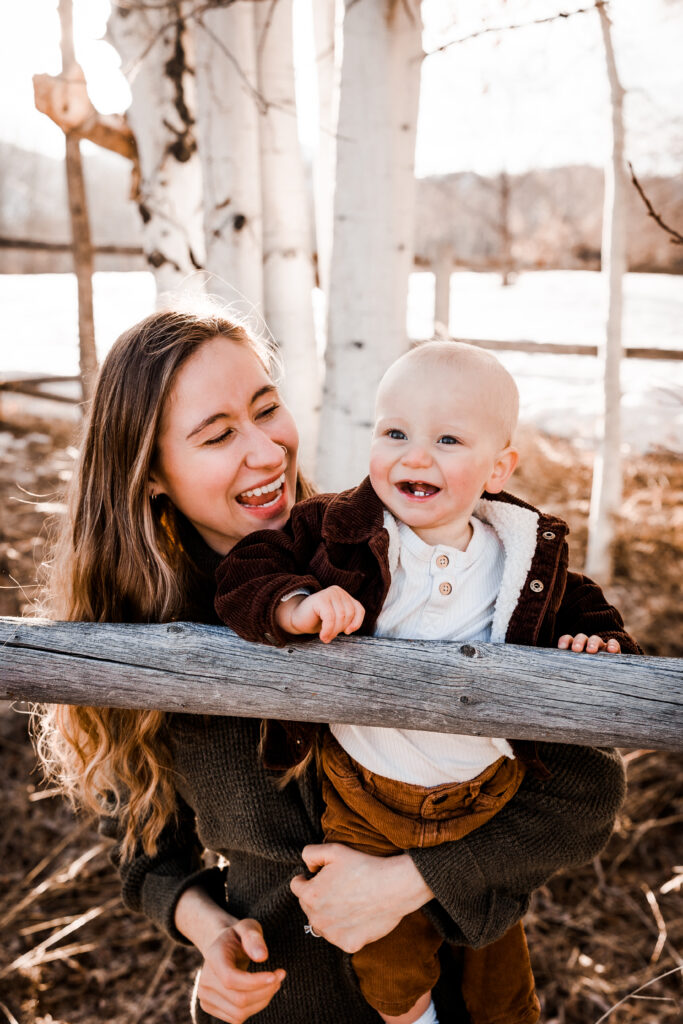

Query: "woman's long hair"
<box><xmin>34</xmin><ymin>307</ymin><xmax>314</xmax><ymax>860</ymax></box>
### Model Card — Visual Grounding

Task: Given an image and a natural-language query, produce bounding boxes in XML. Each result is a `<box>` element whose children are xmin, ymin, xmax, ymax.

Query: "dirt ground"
<box><xmin>0</xmin><ymin>409</ymin><xmax>681</xmax><ymax>1024</ymax></box>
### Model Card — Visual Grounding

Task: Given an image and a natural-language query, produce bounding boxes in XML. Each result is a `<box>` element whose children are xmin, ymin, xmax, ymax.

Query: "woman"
<box><xmin>36</xmin><ymin>307</ymin><xmax>626</xmax><ymax>1024</ymax></box>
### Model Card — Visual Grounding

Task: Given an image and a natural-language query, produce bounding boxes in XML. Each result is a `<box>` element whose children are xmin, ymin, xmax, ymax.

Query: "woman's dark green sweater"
<box><xmin>102</xmin><ymin>712</ymin><xmax>625</xmax><ymax>1023</ymax></box>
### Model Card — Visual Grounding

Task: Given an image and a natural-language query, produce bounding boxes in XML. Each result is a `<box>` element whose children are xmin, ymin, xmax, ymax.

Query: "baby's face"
<box><xmin>369</xmin><ymin>360</ymin><xmax>515</xmax><ymax>548</ymax></box>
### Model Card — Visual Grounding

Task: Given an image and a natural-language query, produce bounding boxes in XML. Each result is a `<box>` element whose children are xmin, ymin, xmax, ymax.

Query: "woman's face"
<box><xmin>152</xmin><ymin>336</ymin><xmax>299</xmax><ymax>554</ymax></box>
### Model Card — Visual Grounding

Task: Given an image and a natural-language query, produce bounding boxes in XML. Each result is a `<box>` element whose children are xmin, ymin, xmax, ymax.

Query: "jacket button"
<box><xmin>436</xmin><ymin>554</ymin><xmax>449</xmax><ymax>568</ymax></box>
<box><xmin>439</xmin><ymin>581</ymin><xmax>453</xmax><ymax>596</ymax></box>
<box><xmin>529</xmin><ymin>579</ymin><xmax>544</xmax><ymax>593</ymax></box>
<box><xmin>542</xmin><ymin>530</ymin><xmax>556</xmax><ymax>541</ymax></box>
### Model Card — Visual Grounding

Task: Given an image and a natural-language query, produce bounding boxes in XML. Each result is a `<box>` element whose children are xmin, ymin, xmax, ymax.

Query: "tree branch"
<box><xmin>33</xmin><ymin>72</ymin><xmax>138</xmax><ymax>164</ymax></box>
<box><xmin>425</xmin><ymin>1</ymin><xmax>607</xmax><ymax>57</ymax></box>
<box><xmin>628</xmin><ymin>162</ymin><xmax>683</xmax><ymax>246</ymax></box>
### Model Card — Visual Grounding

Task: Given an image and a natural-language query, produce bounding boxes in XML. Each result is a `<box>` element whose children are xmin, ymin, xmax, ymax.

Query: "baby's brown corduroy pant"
<box><xmin>320</xmin><ymin>732</ymin><xmax>540</xmax><ymax>1022</ymax></box>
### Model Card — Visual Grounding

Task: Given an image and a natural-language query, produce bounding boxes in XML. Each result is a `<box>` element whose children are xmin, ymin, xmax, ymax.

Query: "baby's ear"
<box><xmin>486</xmin><ymin>447</ymin><xmax>519</xmax><ymax>494</ymax></box>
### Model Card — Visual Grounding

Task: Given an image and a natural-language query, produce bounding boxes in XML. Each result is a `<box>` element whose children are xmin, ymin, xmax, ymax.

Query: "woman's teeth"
<box><xmin>240</xmin><ymin>472</ymin><xmax>285</xmax><ymax>499</ymax></box>
<box><xmin>238</xmin><ymin>472</ymin><xmax>286</xmax><ymax>507</ymax></box>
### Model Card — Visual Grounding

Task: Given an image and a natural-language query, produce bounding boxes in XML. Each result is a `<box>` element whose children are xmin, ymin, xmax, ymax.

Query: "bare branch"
<box><xmin>33</xmin><ymin>72</ymin><xmax>138</xmax><ymax>163</ymax></box>
<box><xmin>628</xmin><ymin>162</ymin><xmax>683</xmax><ymax>246</ymax></box>
<box><xmin>425</xmin><ymin>1</ymin><xmax>607</xmax><ymax>57</ymax></box>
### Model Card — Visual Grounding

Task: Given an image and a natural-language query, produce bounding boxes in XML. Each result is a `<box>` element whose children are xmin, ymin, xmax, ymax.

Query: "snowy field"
<box><xmin>0</xmin><ymin>269</ymin><xmax>681</xmax><ymax>453</ymax></box>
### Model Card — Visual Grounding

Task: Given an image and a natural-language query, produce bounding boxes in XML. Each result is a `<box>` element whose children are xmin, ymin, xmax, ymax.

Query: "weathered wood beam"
<box><xmin>1</xmin><ymin>618</ymin><xmax>680</xmax><ymax>751</ymax></box>
<box><xmin>451</xmin><ymin>337</ymin><xmax>683</xmax><ymax>362</ymax></box>
<box><xmin>0</xmin><ymin>238</ymin><xmax>143</xmax><ymax>257</ymax></box>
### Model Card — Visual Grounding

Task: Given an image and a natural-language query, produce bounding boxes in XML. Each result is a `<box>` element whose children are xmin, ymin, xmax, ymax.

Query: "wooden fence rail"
<box><xmin>1</xmin><ymin>618</ymin><xmax>681</xmax><ymax>751</ymax></box>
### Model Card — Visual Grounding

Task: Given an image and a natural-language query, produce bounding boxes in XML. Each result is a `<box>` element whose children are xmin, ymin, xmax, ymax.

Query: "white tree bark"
<box><xmin>317</xmin><ymin>0</ymin><xmax>423</xmax><ymax>490</ymax></box>
<box><xmin>108</xmin><ymin>2</ymin><xmax>205</xmax><ymax>295</ymax></box>
<box><xmin>311</xmin><ymin>0</ymin><xmax>340</xmax><ymax>303</ymax></box>
<box><xmin>254</xmin><ymin>0</ymin><xmax>319</xmax><ymax>473</ymax></box>
<box><xmin>433</xmin><ymin>242</ymin><xmax>453</xmax><ymax>334</ymax></box>
<box><xmin>194</xmin><ymin>2</ymin><xmax>263</xmax><ymax>312</ymax></box>
<box><xmin>586</xmin><ymin>4</ymin><xmax>627</xmax><ymax>581</ymax></box>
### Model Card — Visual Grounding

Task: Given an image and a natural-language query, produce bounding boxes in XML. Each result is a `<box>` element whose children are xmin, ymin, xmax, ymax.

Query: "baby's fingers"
<box><xmin>318</xmin><ymin>601</ymin><xmax>343</xmax><ymax>643</ymax></box>
<box><xmin>557</xmin><ymin>634</ymin><xmax>621</xmax><ymax>654</ymax></box>
<box><xmin>343</xmin><ymin>599</ymin><xmax>365</xmax><ymax>635</ymax></box>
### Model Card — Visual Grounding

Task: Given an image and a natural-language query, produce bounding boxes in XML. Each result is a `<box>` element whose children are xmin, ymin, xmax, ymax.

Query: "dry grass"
<box><xmin>0</xmin><ymin>412</ymin><xmax>681</xmax><ymax>1023</ymax></box>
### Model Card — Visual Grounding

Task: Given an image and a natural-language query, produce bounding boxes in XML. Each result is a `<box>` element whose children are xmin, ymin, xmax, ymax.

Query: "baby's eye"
<box><xmin>204</xmin><ymin>428</ymin><xmax>234</xmax><ymax>446</ymax></box>
<box><xmin>387</xmin><ymin>429</ymin><xmax>406</xmax><ymax>440</ymax></box>
<box><xmin>438</xmin><ymin>435</ymin><xmax>461</xmax><ymax>445</ymax></box>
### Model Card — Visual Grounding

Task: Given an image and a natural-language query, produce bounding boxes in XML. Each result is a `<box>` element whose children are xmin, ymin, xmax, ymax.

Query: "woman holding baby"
<box><xmin>35</xmin><ymin>306</ymin><xmax>634</xmax><ymax>1024</ymax></box>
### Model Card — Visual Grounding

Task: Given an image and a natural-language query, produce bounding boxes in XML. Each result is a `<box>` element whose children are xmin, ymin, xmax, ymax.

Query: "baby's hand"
<box><xmin>278</xmin><ymin>587</ymin><xmax>365</xmax><ymax>643</ymax></box>
<box><xmin>557</xmin><ymin>634</ymin><xmax>621</xmax><ymax>654</ymax></box>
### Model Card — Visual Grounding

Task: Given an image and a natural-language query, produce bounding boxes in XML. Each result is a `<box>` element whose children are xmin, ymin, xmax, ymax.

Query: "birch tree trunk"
<box><xmin>194</xmin><ymin>3</ymin><xmax>263</xmax><ymax>311</ymax></box>
<box><xmin>433</xmin><ymin>242</ymin><xmax>453</xmax><ymax>333</ymax></box>
<box><xmin>311</xmin><ymin>0</ymin><xmax>340</xmax><ymax>303</ymax></box>
<box><xmin>255</xmin><ymin>0</ymin><xmax>319</xmax><ymax>473</ymax></box>
<box><xmin>58</xmin><ymin>0</ymin><xmax>97</xmax><ymax>402</ymax></box>
<box><xmin>317</xmin><ymin>0</ymin><xmax>423</xmax><ymax>490</ymax></box>
<box><xmin>108</xmin><ymin>2</ymin><xmax>204</xmax><ymax>295</ymax></box>
<box><xmin>586</xmin><ymin>4</ymin><xmax>627</xmax><ymax>581</ymax></box>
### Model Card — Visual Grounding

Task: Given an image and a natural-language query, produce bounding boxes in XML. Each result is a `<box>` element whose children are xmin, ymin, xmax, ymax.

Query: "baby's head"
<box><xmin>369</xmin><ymin>342</ymin><xmax>520</xmax><ymax>547</ymax></box>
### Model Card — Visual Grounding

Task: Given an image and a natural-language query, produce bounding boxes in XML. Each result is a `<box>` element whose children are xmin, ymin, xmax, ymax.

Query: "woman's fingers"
<box><xmin>197</xmin><ymin>922</ymin><xmax>285</xmax><ymax>1024</ymax></box>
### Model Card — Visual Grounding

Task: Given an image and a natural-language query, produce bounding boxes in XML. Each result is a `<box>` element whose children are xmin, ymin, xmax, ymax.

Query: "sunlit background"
<box><xmin>1</xmin><ymin>0</ymin><xmax>682</xmax><ymax>450</ymax></box>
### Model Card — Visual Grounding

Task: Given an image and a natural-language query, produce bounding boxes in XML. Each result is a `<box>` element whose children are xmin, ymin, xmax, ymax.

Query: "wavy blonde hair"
<box><xmin>34</xmin><ymin>307</ymin><xmax>314</xmax><ymax>860</ymax></box>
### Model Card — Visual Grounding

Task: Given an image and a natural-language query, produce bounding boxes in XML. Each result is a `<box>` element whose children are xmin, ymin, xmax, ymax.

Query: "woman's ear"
<box><xmin>485</xmin><ymin>447</ymin><xmax>519</xmax><ymax>494</ymax></box>
<box><xmin>148</xmin><ymin>470</ymin><xmax>165</xmax><ymax>500</ymax></box>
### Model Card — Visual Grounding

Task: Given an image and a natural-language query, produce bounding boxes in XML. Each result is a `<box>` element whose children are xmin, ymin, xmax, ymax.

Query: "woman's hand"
<box><xmin>196</xmin><ymin>920</ymin><xmax>286</xmax><ymax>1024</ymax></box>
<box><xmin>290</xmin><ymin>843</ymin><xmax>433</xmax><ymax>953</ymax></box>
<box><xmin>174</xmin><ymin>885</ymin><xmax>285</xmax><ymax>1024</ymax></box>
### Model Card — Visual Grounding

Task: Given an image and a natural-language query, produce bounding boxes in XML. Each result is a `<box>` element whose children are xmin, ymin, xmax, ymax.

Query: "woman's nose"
<box><xmin>244</xmin><ymin>426</ymin><xmax>286</xmax><ymax>469</ymax></box>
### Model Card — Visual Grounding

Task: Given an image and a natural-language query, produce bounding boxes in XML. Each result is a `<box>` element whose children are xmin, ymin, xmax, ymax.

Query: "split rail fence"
<box><xmin>1</xmin><ymin>617</ymin><xmax>681</xmax><ymax>751</ymax></box>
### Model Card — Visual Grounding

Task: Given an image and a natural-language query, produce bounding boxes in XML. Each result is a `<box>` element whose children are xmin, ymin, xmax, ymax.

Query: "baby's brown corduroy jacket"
<box><xmin>215</xmin><ymin>477</ymin><xmax>641</xmax><ymax>771</ymax></box>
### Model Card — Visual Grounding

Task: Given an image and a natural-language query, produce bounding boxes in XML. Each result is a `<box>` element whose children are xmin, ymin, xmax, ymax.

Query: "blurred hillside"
<box><xmin>2</xmin><ymin>141</ymin><xmax>682</xmax><ymax>276</ymax></box>
<box><xmin>0</xmin><ymin>142</ymin><xmax>143</xmax><ymax>273</ymax></box>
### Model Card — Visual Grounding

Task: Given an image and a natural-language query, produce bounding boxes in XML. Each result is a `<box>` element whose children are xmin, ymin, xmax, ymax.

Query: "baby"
<box><xmin>216</xmin><ymin>341</ymin><xmax>638</xmax><ymax>1024</ymax></box>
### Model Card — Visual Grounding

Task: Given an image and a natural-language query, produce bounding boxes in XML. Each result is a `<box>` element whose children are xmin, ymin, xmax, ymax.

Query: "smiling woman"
<box><xmin>32</xmin><ymin>309</ymin><xmax>632</xmax><ymax>1024</ymax></box>
<box><xmin>150</xmin><ymin>336</ymin><xmax>299</xmax><ymax>555</ymax></box>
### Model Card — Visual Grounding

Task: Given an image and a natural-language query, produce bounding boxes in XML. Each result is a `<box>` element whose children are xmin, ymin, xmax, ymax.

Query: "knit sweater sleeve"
<box><xmin>99</xmin><ymin>794</ymin><xmax>227</xmax><ymax>945</ymax></box>
<box><xmin>410</xmin><ymin>742</ymin><xmax>626</xmax><ymax>948</ymax></box>
<box><xmin>214</xmin><ymin>497</ymin><xmax>329</xmax><ymax>645</ymax></box>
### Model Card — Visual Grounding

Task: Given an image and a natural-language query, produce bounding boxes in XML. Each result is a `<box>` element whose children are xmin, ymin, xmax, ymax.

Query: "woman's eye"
<box><xmin>438</xmin><ymin>435</ymin><xmax>460</xmax><ymax>445</ymax></box>
<box><xmin>387</xmin><ymin>429</ymin><xmax>406</xmax><ymax>440</ymax></box>
<box><xmin>204</xmin><ymin>428</ymin><xmax>233</xmax><ymax>446</ymax></box>
<box><xmin>256</xmin><ymin>404</ymin><xmax>279</xmax><ymax>420</ymax></box>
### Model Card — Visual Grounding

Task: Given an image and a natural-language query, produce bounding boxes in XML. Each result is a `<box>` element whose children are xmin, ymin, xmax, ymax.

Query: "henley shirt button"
<box><xmin>542</xmin><ymin>530</ymin><xmax>556</xmax><ymax>540</ymax></box>
<box><xmin>436</xmin><ymin>554</ymin><xmax>449</xmax><ymax>568</ymax></box>
<box><xmin>439</xmin><ymin>581</ymin><xmax>453</xmax><ymax>596</ymax></box>
<box><xmin>529</xmin><ymin>579</ymin><xmax>544</xmax><ymax>593</ymax></box>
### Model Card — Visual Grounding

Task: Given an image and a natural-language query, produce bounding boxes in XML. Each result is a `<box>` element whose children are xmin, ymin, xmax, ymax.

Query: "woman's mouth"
<box><xmin>397</xmin><ymin>481</ymin><xmax>441</xmax><ymax>500</ymax></box>
<box><xmin>236</xmin><ymin>471</ymin><xmax>287</xmax><ymax>509</ymax></box>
